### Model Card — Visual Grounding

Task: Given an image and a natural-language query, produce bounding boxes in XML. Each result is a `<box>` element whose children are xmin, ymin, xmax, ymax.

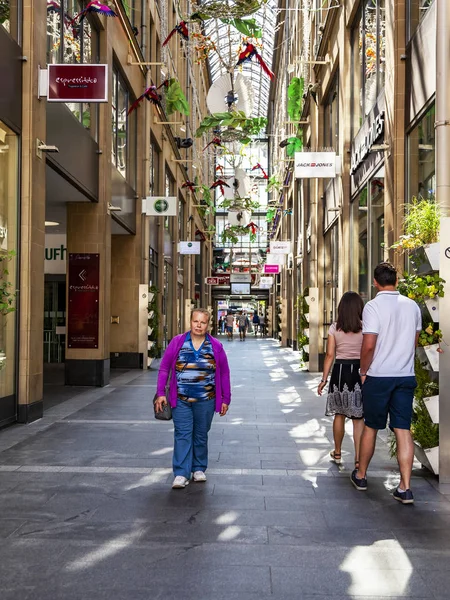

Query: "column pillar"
<box><xmin>65</xmin><ymin>203</ymin><xmax>111</xmax><ymax>386</ymax></box>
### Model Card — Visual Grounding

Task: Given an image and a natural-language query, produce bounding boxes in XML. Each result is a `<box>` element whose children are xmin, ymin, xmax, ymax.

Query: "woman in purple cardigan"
<box><xmin>155</xmin><ymin>308</ymin><xmax>231</xmax><ymax>489</ymax></box>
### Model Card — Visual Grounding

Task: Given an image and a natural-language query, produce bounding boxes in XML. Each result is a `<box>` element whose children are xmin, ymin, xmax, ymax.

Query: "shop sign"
<box><xmin>266</xmin><ymin>253</ymin><xmax>285</xmax><ymax>265</ymax></box>
<box><xmin>270</xmin><ymin>241</ymin><xmax>291</xmax><ymax>254</ymax></box>
<box><xmin>68</xmin><ymin>253</ymin><xmax>100</xmax><ymax>349</ymax></box>
<box><xmin>230</xmin><ymin>273</ymin><xmax>251</xmax><ymax>283</ymax></box>
<box><xmin>144</xmin><ymin>196</ymin><xmax>177</xmax><ymax>216</ymax></box>
<box><xmin>264</xmin><ymin>264</ymin><xmax>280</xmax><ymax>274</ymax></box>
<box><xmin>179</xmin><ymin>241</ymin><xmax>201</xmax><ymax>254</ymax></box>
<box><xmin>294</xmin><ymin>152</ymin><xmax>336</xmax><ymax>179</ymax></box>
<box><xmin>47</xmin><ymin>64</ymin><xmax>108</xmax><ymax>102</ymax></box>
<box><xmin>45</xmin><ymin>234</ymin><xmax>67</xmax><ymax>274</ymax></box>
<box><xmin>260</xmin><ymin>276</ymin><xmax>274</xmax><ymax>286</ymax></box>
<box><xmin>350</xmin><ymin>110</ymin><xmax>385</xmax><ymax>175</ymax></box>
<box><xmin>205</xmin><ymin>276</ymin><xmax>228</xmax><ymax>285</ymax></box>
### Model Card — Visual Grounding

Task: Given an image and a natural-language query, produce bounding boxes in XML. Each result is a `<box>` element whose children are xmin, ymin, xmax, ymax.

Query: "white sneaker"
<box><xmin>172</xmin><ymin>476</ymin><xmax>190</xmax><ymax>489</ymax></box>
<box><xmin>193</xmin><ymin>471</ymin><xmax>207</xmax><ymax>482</ymax></box>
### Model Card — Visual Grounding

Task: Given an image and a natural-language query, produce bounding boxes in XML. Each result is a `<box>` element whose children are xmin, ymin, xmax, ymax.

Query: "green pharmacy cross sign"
<box><xmin>144</xmin><ymin>196</ymin><xmax>177</xmax><ymax>216</ymax></box>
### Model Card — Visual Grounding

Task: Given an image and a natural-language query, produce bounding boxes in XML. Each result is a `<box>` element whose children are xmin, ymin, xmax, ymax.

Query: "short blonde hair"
<box><xmin>190</xmin><ymin>308</ymin><xmax>211</xmax><ymax>322</ymax></box>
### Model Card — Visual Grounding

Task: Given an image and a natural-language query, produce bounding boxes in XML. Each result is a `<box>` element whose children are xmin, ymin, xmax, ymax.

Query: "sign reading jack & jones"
<box><xmin>294</xmin><ymin>152</ymin><xmax>336</xmax><ymax>179</ymax></box>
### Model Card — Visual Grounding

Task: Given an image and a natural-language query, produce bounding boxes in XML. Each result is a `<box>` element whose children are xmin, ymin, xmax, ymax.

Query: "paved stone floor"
<box><xmin>1</xmin><ymin>337</ymin><xmax>450</xmax><ymax>599</ymax></box>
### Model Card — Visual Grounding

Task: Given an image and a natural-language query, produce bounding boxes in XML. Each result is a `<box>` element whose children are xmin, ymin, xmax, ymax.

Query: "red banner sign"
<box><xmin>68</xmin><ymin>254</ymin><xmax>100</xmax><ymax>349</ymax></box>
<box><xmin>48</xmin><ymin>64</ymin><xmax>108</xmax><ymax>102</ymax></box>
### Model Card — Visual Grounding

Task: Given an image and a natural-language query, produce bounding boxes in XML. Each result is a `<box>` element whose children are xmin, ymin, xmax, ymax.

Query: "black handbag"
<box><xmin>153</xmin><ymin>392</ymin><xmax>172</xmax><ymax>420</ymax></box>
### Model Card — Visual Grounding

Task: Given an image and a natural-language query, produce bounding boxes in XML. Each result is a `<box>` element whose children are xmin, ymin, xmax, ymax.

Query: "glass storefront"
<box><xmin>408</xmin><ymin>104</ymin><xmax>435</xmax><ymax>201</ymax></box>
<box><xmin>351</xmin><ymin>166</ymin><xmax>385</xmax><ymax>302</ymax></box>
<box><xmin>407</xmin><ymin>0</ymin><xmax>434</xmax><ymax>41</ymax></box>
<box><xmin>0</xmin><ymin>121</ymin><xmax>18</xmax><ymax>408</ymax></box>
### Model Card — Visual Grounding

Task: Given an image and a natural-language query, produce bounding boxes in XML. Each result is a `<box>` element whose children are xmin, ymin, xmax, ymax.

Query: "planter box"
<box><xmin>303</xmin><ymin>344</ymin><xmax>310</xmax><ymax>354</ymax></box>
<box><xmin>424</xmin><ymin>297</ymin><xmax>439</xmax><ymax>322</ymax></box>
<box><xmin>304</xmin><ymin>328</ymin><xmax>310</xmax><ymax>338</ymax></box>
<box><xmin>148</xmin><ymin>326</ymin><xmax>153</xmax><ymax>336</ymax></box>
<box><xmin>304</xmin><ymin>313</ymin><xmax>310</xmax><ymax>323</ymax></box>
<box><xmin>410</xmin><ymin>242</ymin><xmax>440</xmax><ymax>274</ymax></box>
<box><xmin>417</xmin><ymin>343</ymin><xmax>440</xmax><ymax>372</ymax></box>
<box><xmin>424</xmin><ymin>395</ymin><xmax>439</xmax><ymax>424</ymax></box>
<box><xmin>148</xmin><ymin>292</ymin><xmax>155</xmax><ymax>302</ymax></box>
<box><xmin>414</xmin><ymin>442</ymin><xmax>439</xmax><ymax>475</ymax></box>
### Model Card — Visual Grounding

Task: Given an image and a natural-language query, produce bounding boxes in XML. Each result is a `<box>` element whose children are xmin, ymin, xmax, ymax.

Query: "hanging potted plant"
<box><xmin>397</xmin><ymin>272</ymin><xmax>445</xmax><ymax>322</ymax></box>
<box><xmin>416</xmin><ymin>324</ymin><xmax>443</xmax><ymax>372</ymax></box>
<box><xmin>390</xmin><ymin>196</ymin><xmax>440</xmax><ymax>273</ymax></box>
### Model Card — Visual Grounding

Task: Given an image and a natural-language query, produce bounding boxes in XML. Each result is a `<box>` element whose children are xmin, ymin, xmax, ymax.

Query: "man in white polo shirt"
<box><xmin>350</xmin><ymin>262</ymin><xmax>421</xmax><ymax>504</ymax></box>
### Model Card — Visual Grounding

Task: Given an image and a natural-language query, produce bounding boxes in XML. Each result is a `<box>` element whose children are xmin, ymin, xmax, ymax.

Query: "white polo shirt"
<box><xmin>362</xmin><ymin>291</ymin><xmax>422</xmax><ymax>377</ymax></box>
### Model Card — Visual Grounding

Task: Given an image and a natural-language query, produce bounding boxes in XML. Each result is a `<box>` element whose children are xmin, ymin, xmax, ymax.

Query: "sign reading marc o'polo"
<box><xmin>294</xmin><ymin>152</ymin><xmax>336</xmax><ymax>179</ymax></box>
<box><xmin>68</xmin><ymin>253</ymin><xmax>100</xmax><ymax>349</ymax></box>
<box><xmin>48</xmin><ymin>64</ymin><xmax>108</xmax><ymax>102</ymax></box>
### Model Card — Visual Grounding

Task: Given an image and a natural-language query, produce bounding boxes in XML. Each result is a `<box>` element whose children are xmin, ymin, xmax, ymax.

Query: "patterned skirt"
<box><xmin>325</xmin><ymin>359</ymin><xmax>363</xmax><ymax>419</ymax></box>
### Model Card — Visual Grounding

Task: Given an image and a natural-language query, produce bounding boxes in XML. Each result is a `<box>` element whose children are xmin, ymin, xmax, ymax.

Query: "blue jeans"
<box><xmin>172</xmin><ymin>398</ymin><xmax>215</xmax><ymax>478</ymax></box>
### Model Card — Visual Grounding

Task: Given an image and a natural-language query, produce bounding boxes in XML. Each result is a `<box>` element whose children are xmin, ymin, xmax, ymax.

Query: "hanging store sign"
<box><xmin>264</xmin><ymin>264</ymin><xmax>280</xmax><ymax>274</ymax></box>
<box><xmin>350</xmin><ymin>110</ymin><xmax>385</xmax><ymax>175</ymax></box>
<box><xmin>260</xmin><ymin>276</ymin><xmax>274</xmax><ymax>286</ymax></box>
<box><xmin>266</xmin><ymin>253</ymin><xmax>285</xmax><ymax>265</ymax></box>
<box><xmin>144</xmin><ymin>196</ymin><xmax>177</xmax><ymax>216</ymax></box>
<box><xmin>47</xmin><ymin>64</ymin><xmax>108</xmax><ymax>102</ymax></box>
<box><xmin>68</xmin><ymin>253</ymin><xmax>100</xmax><ymax>349</ymax></box>
<box><xmin>294</xmin><ymin>152</ymin><xmax>336</xmax><ymax>179</ymax></box>
<box><xmin>230</xmin><ymin>273</ymin><xmax>251</xmax><ymax>283</ymax></box>
<box><xmin>179</xmin><ymin>241</ymin><xmax>201</xmax><ymax>254</ymax></box>
<box><xmin>270</xmin><ymin>241</ymin><xmax>291</xmax><ymax>254</ymax></box>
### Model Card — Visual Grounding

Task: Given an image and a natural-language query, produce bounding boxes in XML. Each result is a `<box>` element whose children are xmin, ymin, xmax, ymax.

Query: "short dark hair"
<box><xmin>336</xmin><ymin>291</ymin><xmax>364</xmax><ymax>333</ymax></box>
<box><xmin>374</xmin><ymin>262</ymin><xmax>397</xmax><ymax>286</ymax></box>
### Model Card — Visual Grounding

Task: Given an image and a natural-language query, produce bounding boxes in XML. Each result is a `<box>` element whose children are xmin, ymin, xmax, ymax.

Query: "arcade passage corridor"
<box><xmin>0</xmin><ymin>339</ymin><xmax>449</xmax><ymax>599</ymax></box>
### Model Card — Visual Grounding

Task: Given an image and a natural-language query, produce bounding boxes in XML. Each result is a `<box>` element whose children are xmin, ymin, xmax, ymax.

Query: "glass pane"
<box><xmin>47</xmin><ymin>1</ymin><xmax>62</xmax><ymax>64</ymax></box>
<box><xmin>364</xmin><ymin>0</ymin><xmax>378</xmax><ymax>116</ymax></box>
<box><xmin>354</xmin><ymin>188</ymin><xmax>369</xmax><ymax>301</ymax></box>
<box><xmin>378</xmin><ymin>0</ymin><xmax>386</xmax><ymax>92</ymax></box>
<box><xmin>117</xmin><ymin>81</ymin><xmax>128</xmax><ymax>178</ymax></box>
<box><xmin>0</xmin><ymin>121</ymin><xmax>18</xmax><ymax>398</ymax></box>
<box><xmin>111</xmin><ymin>71</ymin><xmax>118</xmax><ymax>168</ymax></box>
<box><xmin>409</xmin><ymin>104</ymin><xmax>435</xmax><ymax>200</ymax></box>
<box><xmin>352</xmin><ymin>10</ymin><xmax>363</xmax><ymax>132</ymax></box>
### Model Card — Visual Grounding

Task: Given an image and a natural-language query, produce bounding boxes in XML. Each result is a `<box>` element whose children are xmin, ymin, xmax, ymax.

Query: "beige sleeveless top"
<box><xmin>328</xmin><ymin>322</ymin><xmax>363</xmax><ymax>360</ymax></box>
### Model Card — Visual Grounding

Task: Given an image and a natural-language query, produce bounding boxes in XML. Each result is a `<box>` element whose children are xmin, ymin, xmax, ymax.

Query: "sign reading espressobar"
<box><xmin>48</xmin><ymin>64</ymin><xmax>108</xmax><ymax>102</ymax></box>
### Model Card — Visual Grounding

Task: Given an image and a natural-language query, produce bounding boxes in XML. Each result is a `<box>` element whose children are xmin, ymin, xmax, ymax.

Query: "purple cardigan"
<box><xmin>156</xmin><ymin>333</ymin><xmax>231</xmax><ymax>413</ymax></box>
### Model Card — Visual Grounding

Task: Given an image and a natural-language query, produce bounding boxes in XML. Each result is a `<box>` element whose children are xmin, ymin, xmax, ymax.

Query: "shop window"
<box><xmin>1</xmin><ymin>0</ymin><xmax>20</xmax><ymax>42</ymax></box>
<box><xmin>351</xmin><ymin>0</ymin><xmax>385</xmax><ymax>131</ymax></box>
<box><xmin>149</xmin><ymin>247</ymin><xmax>158</xmax><ymax>288</ymax></box>
<box><xmin>164</xmin><ymin>169</ymin><xmax>175</xmax><ymax>230</ymax></box>
<box><xmin>351</xmin><ymin>166</ymin><xmax>385</xmax><ymax>301</ymax></box>
<box><xmin>323</xmin><ymin>75</ymin><xmax>339</xmax><ymax>151</ymax></box>
<box><xmin>408</xmin><ymin>104</ymin><xmax>435</xmax><ymax>201</ymax></box>
<box><xmin>111</xmin><ymin>68</ymin><xmax>130</xmax><ymax>180</ymax></box>
<box><xmin>407</xmin><ymin>0</ymin><xmax>434</xmax><ymax>41</ymax></box>
<box><xmin>46</xmin><ymin>1</ymin><xmax>99</xmax><ymax>136</ymax></box>
<box><xmin>149</xmin><ymin>137</ymin><xmax>161</xmax><ymax>195</ymax></box>
<box><xmin>0</xmin><ymin>122</ymin><xmax>18</xmax><ymax>401</ymax></box>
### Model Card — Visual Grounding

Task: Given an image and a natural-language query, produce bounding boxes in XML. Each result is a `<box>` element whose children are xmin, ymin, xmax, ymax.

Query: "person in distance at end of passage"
<box><xmin>155</xmin><ymin>308</ymin><xmax>231</xmax><ymax>489</ymax></box>
<box><xmin>351</xmin><ymin>262</ymin><xmax>421</xmax><ymax>504</ymax></box>
<box><xmin>225</xmin><ymin>310</ymin><xmax>235</xmax><ymax>341</ymax></box>
<box><xmin>318</xmin><ymin>291</ymin><xmax>365</xmax><ymax>470</ymax></box>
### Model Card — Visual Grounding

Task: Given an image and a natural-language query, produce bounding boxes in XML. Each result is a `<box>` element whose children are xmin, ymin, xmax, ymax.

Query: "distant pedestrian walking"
<box><xmin>252</xmin><ymin>310</ymin><xmax>260</xmax><ymax>336</ymax></box>
<box><xmin>155</xmin><ymin>309</ymin><xmax>231</xmax><ymax>489</ymax></box>
<box><xmin>237</xmin><ymin>311</ymin><xmax>249</xmax><ymax>341</ymax></box>
<box><xmin>318</xmin><ymin>292</ymin><xmax>365</xmax><ymax>469</ymax></box>
<box><xmin>225</xmin><ymin>311</ymin><xmax>235</xmax><ymax>341</ymax></box>
<box><xmin>351</xmin><ymin>262</ymin><xmax>421</xmax><ymax>504</ymax></box>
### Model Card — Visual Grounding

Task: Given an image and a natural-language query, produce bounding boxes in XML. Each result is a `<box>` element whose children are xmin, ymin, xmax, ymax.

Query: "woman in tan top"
<box><xmin>318</xmin><ymin>292</ymin><xmax>364</xmax><ymax>469</ymax></box>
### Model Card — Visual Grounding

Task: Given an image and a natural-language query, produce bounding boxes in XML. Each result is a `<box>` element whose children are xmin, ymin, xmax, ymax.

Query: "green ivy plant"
<box><xmin>397</xmin><ymin>272</ymin><xmax>445</xmax><ymax>303</ymax></box>
<box><xmin>265</xmin><ymin>175</ymin><xmax>282</xmax><ymax>194</ymax></box>
<box><xmin>286</xmin><ymin>134</ymin><xmax>303</xmax><ymax>157</ymax></box>
<box><xmin>220</xmin><ymin>17</ymin><xmax>262</xmax><ymax>37</ymax></box>
<box><xmin>220</xmin><ymin>197</ymin><xmax>260</xmax><ymax>212</ymax></box>
<box><xmin>196</xmin><ymin>112</ymin><xmax>267</xmax><ymax>142</ymax></box>
<box><xmin>165</xmin><ymin>79</ymin><xmax>190</xmax><ymax>116</ymax></box>
<box><xmin>220</xmin><ymin>225</ymin><xmax>255</xmax><ymax>245</ymax></box>
<box><xmin>287</xmin><ymin>77</ymin><xmax>304</xmax><ymax>122</ymax></box>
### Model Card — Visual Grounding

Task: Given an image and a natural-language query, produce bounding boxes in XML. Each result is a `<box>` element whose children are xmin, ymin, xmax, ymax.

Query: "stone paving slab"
<box><xmin>0</xmin><ymin>337</ymin><xmax>449</xmax><ymax>599</ymax></box>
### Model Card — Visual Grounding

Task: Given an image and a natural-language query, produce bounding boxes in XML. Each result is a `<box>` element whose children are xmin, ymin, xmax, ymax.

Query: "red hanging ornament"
<box><xmin>210</xmin><ymin>179</ymin><xmax>230</xmax><ymax>196</ymax></box>
<box><xmin>251</xmin><ymin>163</ymin><xmax>268</xmax><ymax>179</ymax></box>
<box><xmin>236</xmin><ymin>43</ymin><xmax>274</xmax><ymax>79</ymax></box>
<box><xmin>71</xmin><ymin>1</ymin><xmax>117</xmax><ymax>24</ymax></box>
<box><xmin>127</xmin><ymin>86</ymin><xmax>161</xmax><ymax>114</ymax></box>
<box><xmin>162</xmin><ymin>21</ymin><xmax>189</xmax><ymax>46</ymax></box>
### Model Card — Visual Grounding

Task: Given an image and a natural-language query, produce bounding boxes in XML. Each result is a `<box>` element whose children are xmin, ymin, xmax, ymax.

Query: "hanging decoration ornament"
<box><xmin>236</xmin><ymin>42</ymin><xmax>274</xmax><ymax>79</ymax></box>
<box><xmin>210</xmin><ymin>179</ymin><xmax>231</xmax><ymax>196</ymax></box>
<box><xmin>251</xmin><ymin>163</ymin><xmax>268</xmax><ymax>179</ymax></box>
<box><xmin>203</xmin><ymin>136</ymin><xmax>223</xmax><ymax>151</ymax></box>
<box><xmin>182</xmin><ymin>181</ymin><xmax>197</xmax><ymax>192</ymax></box>
<box><xmin>191</xmin><ymin>0</ymin><xmax>267</xmax><ymax>19</ymax></box>
<box><xmin>162</xmin><ymin>20</ymin><xmax>189</xmax><ymax>46</ymax></box>
<box><xmin>128</xmin><ymin>85</ymin><xmax>161</xmax><ymax>114</ymax></box>
<box><xmin>70</xmin><ymin>1</ymin><xmax>117</xmax><ymax>24</ymax></box>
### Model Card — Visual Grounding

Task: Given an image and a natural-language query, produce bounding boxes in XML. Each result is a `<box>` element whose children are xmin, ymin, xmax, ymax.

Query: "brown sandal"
<box><xmin>330</xmin><ymin>450</ymin><xmax>342</xmax><ymax>465</ymax></box>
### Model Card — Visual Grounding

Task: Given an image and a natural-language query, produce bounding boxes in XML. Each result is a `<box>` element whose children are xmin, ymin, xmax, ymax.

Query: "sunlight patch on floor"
<box><xmin>217</xmin><ymin>525</ymin><xmax>242</xmax><ymax>541</ymax></box>
<box><xmin>214</xmin><ymin>511</ymin><xmax>239</xmax><ymax>525</ymax></box>
<box><xmin>150</xmin><ymin>447</ymin><xmax>173</xmax><ymax>456</ymax></box>
<box><xmin>289</xmin><ymin>419</ymin><xmax>325</xmax><ymax>439</ymax></box>
<box><xmin>341</xmin><ymin>540</ymin><xmax>413</xmax><ymax>595</ymax></box>
<box><xmin>123</xmin><ymin>471</ymin><xmax>169</xmax><ymax>490</ymax></box>
<box><xmin>65</xmin><ymin>529</ymin><xmax>143</xmax><ymax>571</ymax></box>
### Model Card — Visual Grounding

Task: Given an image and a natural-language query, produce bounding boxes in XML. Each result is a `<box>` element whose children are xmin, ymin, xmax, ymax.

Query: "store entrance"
<box><xmin>44</xmin><ymin>278</ymin><xmax>66</xmax><ymax>363</ymax></box>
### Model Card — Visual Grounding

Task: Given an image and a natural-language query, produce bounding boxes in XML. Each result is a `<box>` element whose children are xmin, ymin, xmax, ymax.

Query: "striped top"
<box><xmin>175</xmin><ymin>332</ymin><xmax>216</xmax><ymax>402</ymax></box>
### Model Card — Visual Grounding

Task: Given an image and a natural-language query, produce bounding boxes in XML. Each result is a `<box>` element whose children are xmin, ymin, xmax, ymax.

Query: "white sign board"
<box><xmin>144</xmin><ymin>196</ymin><xmax>177</xmax><ymax>216</ymax></box>
<box><xmin>294</xmin><ymin>152</ymin><xmax>336</xmax><ymax>179</ymax></box>
<box><xmin>179</xmin><ymin>241</ymin><xmax>201</xmax><ymax>254</ymax></box>
<box><xmin>260</xmin><ymin>276</ymin><xmax>274</xmax><ymax>286</ymax></box>
<box><xmin>266</xmin><ymin>253</ymin><xmax>285</xmax><ymax>265</ymax></box>
<box><xmin>270</xmin><ymin>241</ymin><xmax>291</xmax><ymax>254</ymax></box>
<box><xmin>230</xmin><ymin>273</ymin><xmax>251</xmax><ymax>283</ymax></box>
<box><xmin>45</xmin><ymin>234</ymin><xmax>67</xmax><ymax>274</ymax></box>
